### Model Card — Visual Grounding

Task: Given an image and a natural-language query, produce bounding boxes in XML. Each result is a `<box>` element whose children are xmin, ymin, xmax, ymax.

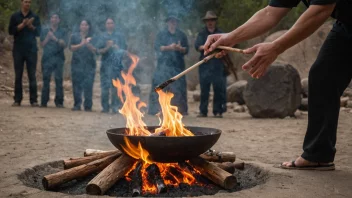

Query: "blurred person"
<box><xmin>8</xmin><ymin>0</ymin><xmax>41</xmax><ymax>107</ymax></box>
<box><xmin>40</xmin><ymin>13</ymin><xmax>67</xmax><ymax>108</ymax></box>
<box><xmin>69</xmin><ymin>19</ymin><xmax>97</xmax><ymax>112</ymax></box>
<box><xmin>195</xmin><ymin>11</ymin><xmax>227</xmax><ymax>118</ymax></box>
<box><xmin>204</xmin><ymin>0</ymin><xmax>352</xmax><ymax>170</ymax></box>
<box><xmin>148</xmin><ymin>15</ymin><xmax>189</xmax><ymax>116</ymax></box>
<box><xmin>97</xmin><ymin>17</ymin><xmax>127</xmax><ymax>113</ymax></box>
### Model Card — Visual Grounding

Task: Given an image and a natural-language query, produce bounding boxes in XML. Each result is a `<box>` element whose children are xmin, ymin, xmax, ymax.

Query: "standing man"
<box><xmin>8</xmin><ymin>0</ymin><xmax>41</xmax><ymax>107</ymax></box>
<box><xmin>148</xmin><ymin>15</ymin><xmax>189</xmax><ymax>116</ymax></box>
<box><xmin>204</xmin><ymin>0</ymin><xmax>351</xmax><ymax>170</ymax></box>
<box><xmin>195</xmin><ymin>11</ymin><xmax>227</xmax><ymax>118</ymax></box>
<box><xmin>40</xmin><ymin>13</ymin><xmax>67</xmax><ymax>108</ymax></box>
<box><xmin>97</xmin><ymin>17</ymin><xmax>127</xmax><ymax>113</ymax></box>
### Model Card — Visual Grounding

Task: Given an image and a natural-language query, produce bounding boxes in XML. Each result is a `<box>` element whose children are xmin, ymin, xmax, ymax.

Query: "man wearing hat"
<box><xmin>148</xmin><ymin>15</ymin><xmax>189</xmax><ymax>116</ymax></box>
<box><xmin>195</xmin><ymin>11</ymin><xmax>227</xmax><ymax>118</ymax></box>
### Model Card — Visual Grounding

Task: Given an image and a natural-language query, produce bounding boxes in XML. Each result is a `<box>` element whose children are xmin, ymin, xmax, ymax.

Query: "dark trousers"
<box><xmin>199</xmin><ymin>70</ymin><xmax>227</xmax><ymax>115</ymax></box>
<box><xmin>41</xmin><ymin>58</ymin><xmax>64</xmax><ymax>106</ymax></box>
<box><xmin>12</xmin><ymin>49</ymin><xmax>38</xmax><ymax>104</ymax></box>
<box><xmin>100</xmin><ymin>65</ymin><xmax>121</xmax><ymax>112</ymax></box>
<box><xmin>71</xmin><ymin>66</ymin><xmax>95</xmax><ymax>110</ymax></box>
<box><xmin>302</xmin><ymin>21</ymin><xmax>352</xmax><ymax>163</ymax></box>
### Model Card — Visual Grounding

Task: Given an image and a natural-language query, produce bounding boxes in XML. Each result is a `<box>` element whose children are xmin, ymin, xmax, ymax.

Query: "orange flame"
<box><xmin>121</xmin><ymin>137</ymin><xmax>153</xmax><ymax>164</ymax></box>
<box><xmin>112</xmin><ymin>53</ymin><xmax>150</xmax><ymax>136</ymax></box>
<box><xmin>155</xmin><ymin>91</ymin><xmax>194</xmax><ymax>136</ymax></box>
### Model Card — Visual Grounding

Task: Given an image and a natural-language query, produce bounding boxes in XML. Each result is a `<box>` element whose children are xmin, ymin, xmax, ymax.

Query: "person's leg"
<box><xmin>84</xmin><ymin>66</ymin><xmax>95</xmax><ymax>111</ymax></box>
<box><xmin>282</xmin><ymin>22</ymin><xmax>352</xmax><ymax>168</ymax></box>
<box><xmin>41</xmin><ymin>59</ymin><xmax>53</xmax><ymax>106</ymax></box>
<box><xmin>199</xmin><ymin>73</ymin><xmax>211</xmax><ymax>116</ymax></box>
<box><xmin>212</xmin><ymin>74</ymin><xmax>227</xmax><ymax>116</ymax></box>
<box><xmin>12</xmin><ymin>49</ymin><xmax>25</xmax><ymax>105</ymax></box>
<box><xmin>25</xmin><ymin>51</ymin><xmax>38</xmax><ymax>105</ymax></box>
<box><xmin>54</xmin><ymin>59</ymin><xmax>64</xmax><ymax>107</ymax></box>
<box><xmin>100</xmin><ymin>65</ymin><xmax>110</xmax><ymax>112</ymax></box>
<box><xmin>71</xmin><ymin>68</ymin><xmax>82</xmax><ymax>110</ymax></box>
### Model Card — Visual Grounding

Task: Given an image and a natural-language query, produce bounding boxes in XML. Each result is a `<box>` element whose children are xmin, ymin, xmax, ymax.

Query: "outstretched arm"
<box><xmin>243</xmin><ymin>3</ymin><xmax>335</xmax><ymax>78</ymax></box>
<box><xmin>204</xmin><ymin>6</ymin><xmax>291</xmax><ymax>54</ymax></box>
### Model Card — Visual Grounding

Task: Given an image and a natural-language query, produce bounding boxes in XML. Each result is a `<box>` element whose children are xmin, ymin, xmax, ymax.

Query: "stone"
<box><xmin>234</xmin><ymin>105</ymin><xmax>245</xmax><ymax>113</ymax></box>
<box><xmin>243</xmin><ymin>64</ymin><xmax>301</xmax><ymax>118</ymax></box>
<box><xmin>346</xmin><ymin>100</ymin><xmax>352</xmax><ymax>108</ymax></box>
<box><xmin>299</xmin><ymin>98</ymin><xmax>308</xmax><ymax>111</ymax></box>
<box><xmin>301</xmin><ymin>78</ymin><xmax>308</xmax><ymax>97</ymax></box>
<box><xmin>227</xmin><ymin>80</ymin><xmax>247</xmax><ymax>105</ymax></box>
<box><xmin>340</xmin><ymin>97</ymin><xmax>349</xmax><ymax>107</ymax></box>
<box><xmin>343</xmin><ymin>88</ymin><xmax>352</xmax><ymax>98</ymax></box>
<box><xmin>193</xmin><ymin>91</ymin><xmax>201</xmax><ymax>102</ymax></box>
<box><xmin>226</xmin><ymin>102</ymin><xmax>234</xmax><ymax>109</ymax></box>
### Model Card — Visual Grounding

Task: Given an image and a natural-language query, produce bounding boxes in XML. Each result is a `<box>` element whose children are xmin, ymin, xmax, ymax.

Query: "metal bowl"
<box><xmin>106</xmin><ymin>126</ymin><xmax>221</xmax><ymax>163</ymax></box>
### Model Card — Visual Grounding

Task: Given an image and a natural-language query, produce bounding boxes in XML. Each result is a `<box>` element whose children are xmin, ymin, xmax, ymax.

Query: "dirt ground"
<box><xmin>0</xmin><ymin>86</ymin><xmax>351</xmax><ymax>198</ymax></box>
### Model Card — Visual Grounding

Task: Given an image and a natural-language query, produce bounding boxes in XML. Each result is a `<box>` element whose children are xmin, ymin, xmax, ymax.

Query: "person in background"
<box><xmin>97</xmin><ymin>17</ymin><xmax>127</xmax><ymax>113</ymax></box>
<box><xmin>69</xmin><ymin>19</ymin><xmax>97</xmax><ymax>112</ymax></box>
<box><xmin>195</xmin><ymin>11</ymin><xmax>227</xmax><ymax>118</ymax></box>
<box><xmin>40</xmin><ymin>13</ymin><xmax>67</xmax><ymax>108</ymax></box>
<box><xmin>8</xmin><ymin>0</ymin><xmax>41</xmax><ymax>107</ymax></box>
<box><xmin>204</xmin><ymin>0</ymin><xmax>352</xmax><ymax>170</ymax></box>
<box><xmin>148</xmin><ymin>15</ymin><xmax>189</xmax><ymax>116</ymax></box>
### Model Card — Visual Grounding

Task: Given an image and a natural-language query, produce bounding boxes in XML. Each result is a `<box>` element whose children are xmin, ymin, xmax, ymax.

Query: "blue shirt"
<box><xmin>40</xmin><ymin>27</ymin><xmax>68</xmax><ymax>60</ymax></box>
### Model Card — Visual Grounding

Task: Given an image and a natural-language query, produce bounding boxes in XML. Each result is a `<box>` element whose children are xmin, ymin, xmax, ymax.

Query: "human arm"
<box><xmin>70</xmin><ymin>34</ymin><xmax>86</xmax><ymax>52</ymax></box>
<box><xmin>204</xmin><ymin>6</ymin><xmax>291</xmax><ymax>54</ymax></box>
<box><xmin>8</xmin><ymin>15</ymin><xmax>28</xmax><ymax>35</ymax></box>
<box><xmin>243</xmin><ymin>3</ymin><xmax>336</xmax><ymax>78</ymax></box>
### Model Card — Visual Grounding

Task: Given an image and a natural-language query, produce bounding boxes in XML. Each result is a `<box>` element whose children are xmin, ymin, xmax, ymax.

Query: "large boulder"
<box><xmin>227</xmin><ymin>80</ymin><xmax>247</xmax><ymax>105</ymax></box>
<box><xmin>243</xmin><ymin>64</ymin><xmax>301</xmax><ymax>118</ymax></box>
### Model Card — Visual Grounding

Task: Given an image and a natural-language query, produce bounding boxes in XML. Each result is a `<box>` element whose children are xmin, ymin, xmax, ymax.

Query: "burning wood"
<box><xmin>146</xmin><ymin>164</ymin><xmax>166</xmax><ymax>194</ymax></box>
<box><xmin>42</xmin><ymin>154</ymin><xmax>119</xmax><ymax>190</ymax></box>
<box><xmin>64</xmin><ymin>151</ymin><xmax>122</xmax><ymax>169</ymax></box>
<box><xmin>86</xmin><ymin>154</ymin><xmax>137</xmax><ymax>195</ymax></box>
<box><xmin>131</xmin><ymin>161</ymin><xmax>143</xmax><ymax>197</ymax></box>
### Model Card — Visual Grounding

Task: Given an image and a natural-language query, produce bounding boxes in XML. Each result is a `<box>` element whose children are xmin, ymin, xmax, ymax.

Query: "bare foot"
<box><xmin>281</xmin><ymin>156</ymin><xmax>330</xmax><ymax>167</ymax></box>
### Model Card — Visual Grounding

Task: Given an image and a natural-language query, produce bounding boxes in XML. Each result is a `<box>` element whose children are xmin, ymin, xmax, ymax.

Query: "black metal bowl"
<box><xmin>106</xmin><ymin>126</ymin><xmax>221</xmax><ymax>163</ymax></box>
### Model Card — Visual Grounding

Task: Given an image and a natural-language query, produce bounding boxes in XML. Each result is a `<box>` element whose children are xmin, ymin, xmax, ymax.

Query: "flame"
<box><xmin>155</xmin><ymin>91</ymin><xmax>194</xmax><ymax>136</ymax></box>
<box><xmin>112</xmin><ymin>53</ymin><xmax>151</xmax><ymax>136</ymax></box>
<box><xmin>115</xmin><ymin>53</ymin><xmax>199</xmax><ymax>195</ymax></box>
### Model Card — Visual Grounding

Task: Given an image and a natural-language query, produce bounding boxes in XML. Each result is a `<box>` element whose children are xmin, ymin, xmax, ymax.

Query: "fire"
<box><xmin>155</xmin><ymin>91</ymin><xmax>194</xmax><ymax>136</ymax></box>
<box><xmin>112</xmin><ymin>53</ymin><xmax>151</xmax><ymax>136</ymax></box>
<box><xmin>115</xmin><ymin>53</ymin><xmax>198</xmax><ymax>194</ymax></box>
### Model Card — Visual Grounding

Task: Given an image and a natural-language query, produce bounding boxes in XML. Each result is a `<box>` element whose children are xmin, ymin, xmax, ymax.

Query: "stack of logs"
<box><xmin>42</xmin><ymin>149</ymin><xmax>244</xmax><ymax>196</ymax></box>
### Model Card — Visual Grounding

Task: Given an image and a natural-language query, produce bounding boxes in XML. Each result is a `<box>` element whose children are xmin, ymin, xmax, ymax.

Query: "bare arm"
<box><xmin>272</xmin><ymin>4</ymin><xmax>335</xmax><ymax>54</ymax></box>
<box><xmin>70</xmin><ymin>42</ymin><xmax>85</xmax><ymax>52</ymax></box>
<box><xmin>242</xmin><ymin>3</ymin><xmax>336</xmax><ymax>78</ymax></box>
<box><xmin>204</xmin><ymin>6</ymin><xmax>290</xmax><ymax>53</ymax></box>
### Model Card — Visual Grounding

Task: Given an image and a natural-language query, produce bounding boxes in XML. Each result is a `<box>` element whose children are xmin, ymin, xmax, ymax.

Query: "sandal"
<box><xmin>279</xmin><ymin>160</ymin><xmax>335</xmax><ymax>171</ymax></box>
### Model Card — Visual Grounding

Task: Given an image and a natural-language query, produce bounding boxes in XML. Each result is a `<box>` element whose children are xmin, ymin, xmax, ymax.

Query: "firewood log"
<box><xmin>42</xmin><ymin>154</ymin><xmax>119</xmax><ymax>190</ymax></box>
<box><xmin>146</xmin><ymin>164</ymin><xmax>166</xmax><ymax>194</ymax></box>
<box><xmin>86</xmin><ymin>154</ymin><xmax>137</xmax><ymax>195</ymax></box>
<box><xmin>131</xmin><ymin>161</ymin><xmax>143</xmax><ymax>197</ymax></box>
<box><xmin>84</xmin><ymin>149</ymin><xmax>120</xmax><ymax>157</ymax></box>
<box><xmin>64</xmin><ymin>151</ymin><xmax>122</xmax><ymax>169</ymax></box>
<box><xmin>200</xmin><ymin>150</ymin><xmax>236</xmax><ymax>162</ymax></box>
<box><xmin>211</xmin><ymin>162</ymin><xmax>236</xmax><ymax>174</ymax></box>
<box><xmin>189</xmin><ymin>157</ymin><xmax>237</xmax><ymax>189</ymax></box>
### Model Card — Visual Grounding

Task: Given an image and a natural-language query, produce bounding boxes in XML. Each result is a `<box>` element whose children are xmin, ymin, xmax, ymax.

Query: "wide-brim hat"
<box><xmin>202</xmin><ymin>11</ymin><xmax>218</xmax><ymax>21</ymax></box>
<box><xmin>165</xmin><ymin>15</ymin><xmax>180</xmax><ymax>22</ymax></box>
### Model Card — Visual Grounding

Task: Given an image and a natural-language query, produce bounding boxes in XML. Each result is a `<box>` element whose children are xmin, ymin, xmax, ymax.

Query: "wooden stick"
<box><xmin>217</xmin><ymin>46</ymin><xmax>245</xmax><ymax>54</ymax></box>
<box><xmin>189</xmin><ymin>157</ymin><xmax>237</xmax><ymax>189</ymax></box>
<box><xmin>200</xmin><ymin>150</ymin><xmax>236</xmax><ymax>163</ymax></box>
<box><xmin>86</xmin><ymin>154</ymin><xmax>137</xmax><ymax>195</ymax></box>
<box><xmin>64</xmin><ymin>151</ymin><xmax>122</xmax><ymax>169</ymax></box>
<box><xmin>233</xmin><ymin>162</ymin><xmax>245</xmax><ymax>170</ymax></box>
<box><xmin>84</xmin><ymin>149</ymin><xmax>119</xmax><ymax>157</ymax></box>
<box><xmin>154</xmin><ymin>53</ymin><xmax>216</xmax><ymax>91</ymax></box>
<box><xmin>211</xmin><ymin>162</ymin><xmax>236</xmax><ymax>174</ymax></box>
<box><xmin>131</xmin><ymin>161</ymin><xmax>143</xmax><ymax>197</ymax></box>
<box><xmin>42</xmin><ymin>154</ymin><xmax>119</xmax><ymax>190</ymax></box>
<box><xmin>146</xmin><ymin>164</ymin><xmax>167</xmax><ymax>194</ymax></box>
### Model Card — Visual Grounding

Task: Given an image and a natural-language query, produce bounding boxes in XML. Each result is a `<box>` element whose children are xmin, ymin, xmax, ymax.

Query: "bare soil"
<box><xmin>0</xmin><ymin>89</ymin><xmax>351</xmax><ymax>198</ymax></box>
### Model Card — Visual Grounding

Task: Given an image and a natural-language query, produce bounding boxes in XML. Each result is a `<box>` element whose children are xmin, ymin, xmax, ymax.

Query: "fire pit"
<box><xmin>107</xmin><ymin>126</ymin><xmax>221</xmax><ymax>163</ymax></box>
